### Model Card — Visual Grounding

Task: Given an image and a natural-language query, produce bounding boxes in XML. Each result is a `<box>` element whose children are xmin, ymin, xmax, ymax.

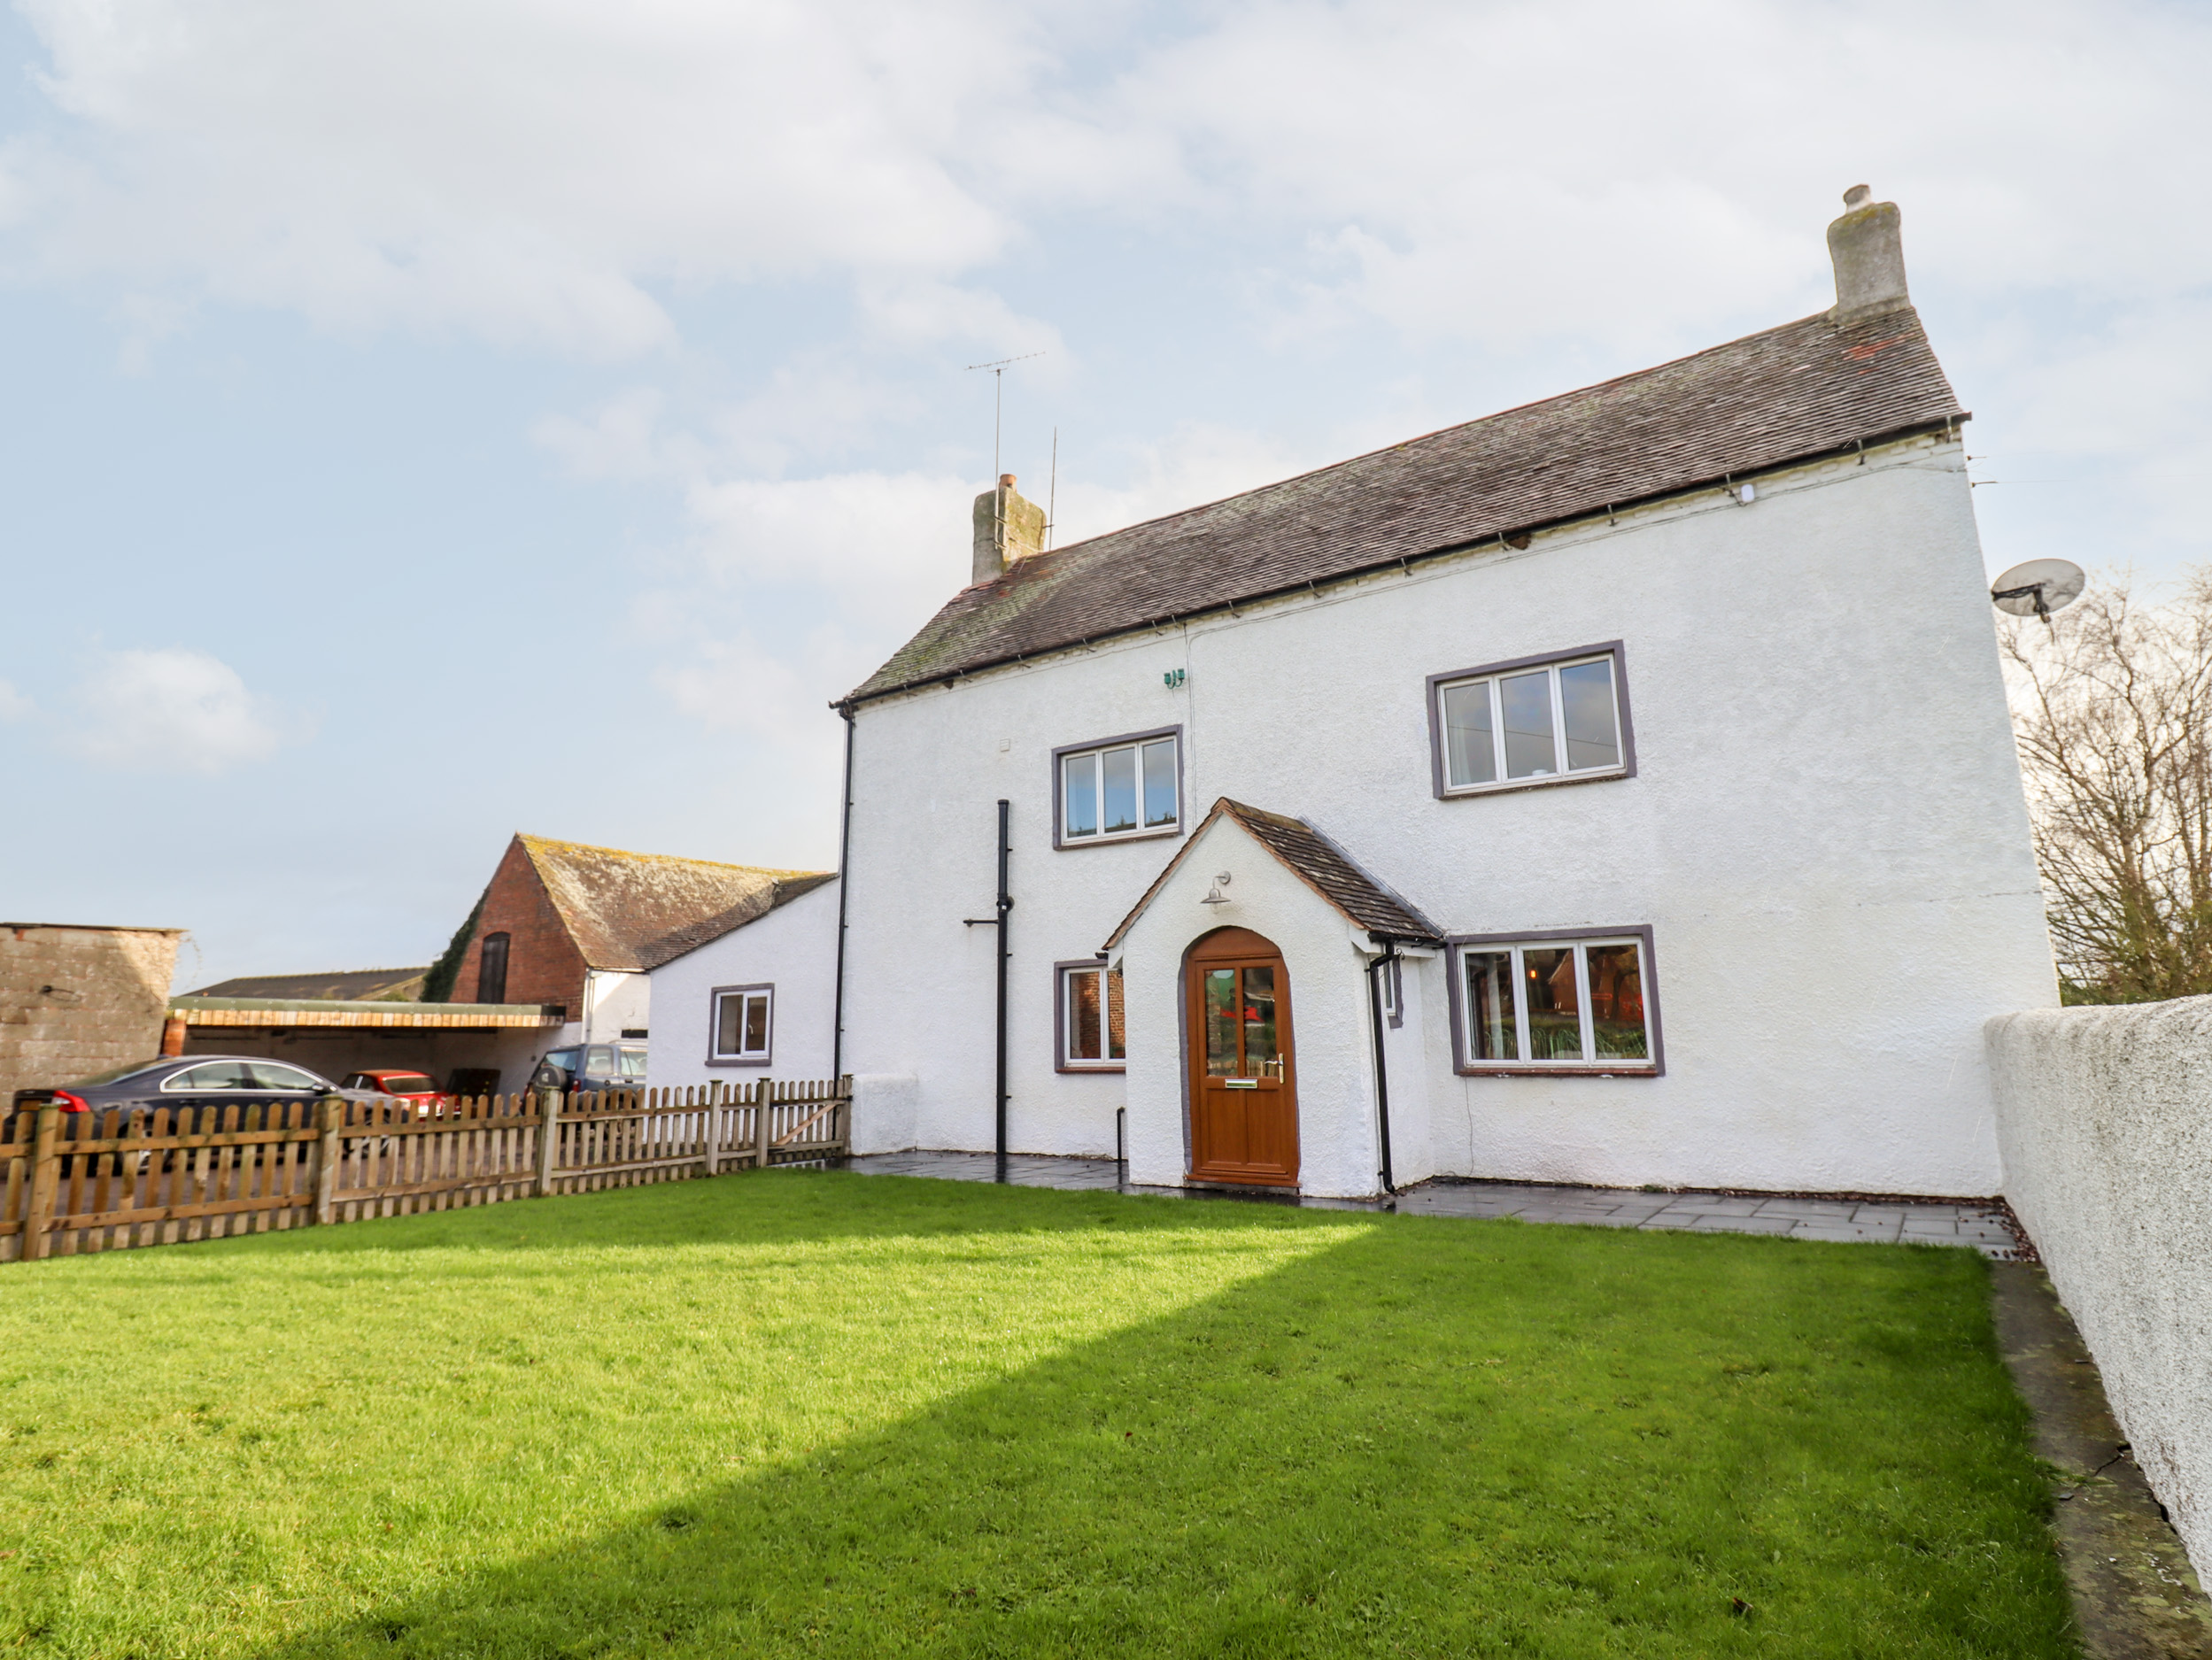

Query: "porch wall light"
<box><xmin>1200</xmin><ymin>872</ymin><xmax>1234</xmax><ymax>907</ymax></box>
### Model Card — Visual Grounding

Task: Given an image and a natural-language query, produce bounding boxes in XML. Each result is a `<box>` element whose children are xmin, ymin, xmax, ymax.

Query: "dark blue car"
<box><xmin>8</xmin><ymin>1054</ymin><xmax>379</xmax><ymax>1138</ymax></box>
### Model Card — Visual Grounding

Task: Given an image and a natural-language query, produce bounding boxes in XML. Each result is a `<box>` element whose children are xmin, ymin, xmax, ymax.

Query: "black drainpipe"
<box><xmin>963</xmin><ymin>799</ymin><xmax>1013</xmax><ymax>1174</ymax></box>
<box><xmin>1365</xmin><ymin>937</ymin><xmax>1402</xmax><ymax>1197</ymax></box>
<box><xmin>830</xmin><ymin>706</ymin><xmax>856</xmax><ymax>1081</ymax></box>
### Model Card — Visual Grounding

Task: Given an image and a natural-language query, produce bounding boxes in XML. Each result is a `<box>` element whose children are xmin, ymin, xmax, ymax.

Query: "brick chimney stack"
<box><xmin>1827</xmin><ymin>183</ymin><xmax>1911</xmax><ymax>325</ymax></box>
<box><xmin>972</xmin><ymin>473</ymin><xmax>1047</xmax><ymax>585</ymax></box>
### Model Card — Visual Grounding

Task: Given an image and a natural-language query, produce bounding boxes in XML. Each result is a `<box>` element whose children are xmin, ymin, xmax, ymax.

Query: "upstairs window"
<box><xmin>477</xmin><ymin>931</ymin><xmax>510</xmax><ymax>1003</ymax></box>
<box><xmin>1429</xmin><ymin>645</ymin><xmax>1632</xmax><ymax>796</ymax></box>
<box><xmin>1056</xmin><ymin>729</ymin><xmax>1180</xmax><ymax>845</ymax></box>
<box><xmin>1454</xmin><ymin>931</ymin><xmax>1659</xmax><ymax>1073</ymax></box>
<box><xmin>710</xmin><ymin>984</ymin><xmax>773</xmax><ymax>1065</ymax></box>
<box><xmin>1058</xmin><ymin>961</ymin><xmax>1126</xmax><ymax>1069</ymax></box>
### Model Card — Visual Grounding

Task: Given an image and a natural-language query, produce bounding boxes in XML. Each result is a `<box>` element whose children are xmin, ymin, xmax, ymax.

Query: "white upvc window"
<box><xmin>1457</xmin><ymin>935</ymin><xmax>1655</xmax><ymax>1070</ymax></box>
<box><xmin>710</xmin><ymin>984</ymin><xmax>773</xmax><ymax>1065</ymax></box>
<box><xmin>1059</xmin><ymin>962</ymin><xmax>1126</xmax><ymax>1069</ymax></box>
<box><xmin>1435</xmin><ymin>651</ymin><xmax>1626</xmax><ymax>793</ymax></box>
<box><xmin>1058</xmin><ymin>730</ymin><xmax>1179</xmax><ymax>845</ymax></box>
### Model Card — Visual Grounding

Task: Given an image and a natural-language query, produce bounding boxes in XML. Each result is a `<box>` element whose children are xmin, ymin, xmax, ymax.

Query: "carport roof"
<box><xmin>171</xmin><ymin>998</ymin><xmax>563</xmax><ymax>1030</ymax></box>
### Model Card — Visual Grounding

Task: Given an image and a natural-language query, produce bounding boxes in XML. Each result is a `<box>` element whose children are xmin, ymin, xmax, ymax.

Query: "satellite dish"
<box><xmin>1991</xmin><ymin>559</ymin><xmax>2086</xmax><ymax>620</ymax></box>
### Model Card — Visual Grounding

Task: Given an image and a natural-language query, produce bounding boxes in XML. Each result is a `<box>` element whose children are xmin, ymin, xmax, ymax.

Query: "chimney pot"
<box><xmin>1827</xmin><ymin>184</ymin><xmax>1910</xmax><ymax>325</ymax></box>
<box><xmin>1000</xmin><ymin>473</ymin><xmax>1017</xmax><ymax>489</ymax></box>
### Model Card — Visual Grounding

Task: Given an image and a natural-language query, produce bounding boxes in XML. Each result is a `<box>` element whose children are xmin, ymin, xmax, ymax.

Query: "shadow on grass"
<box><xmin>118</xmin><ymin>1166</ymin><xmax>1177</xmax><ymax>1266</ymax></box>
<box><xmin>245</xmin><ymin>1180</ymin><xmax>2073</xmax><ymax>1660</ymax></box>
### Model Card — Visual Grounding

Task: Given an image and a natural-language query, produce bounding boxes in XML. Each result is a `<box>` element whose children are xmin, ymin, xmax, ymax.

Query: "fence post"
<box><xmin>700</xmin><ymin>1085</ymin><xmax>718</xmax><ymax>1179</ymax></box>
<box><xmin>534</xmin><ymin>1089</ymin><xmax>561</xmax><ymax>1198</ymax></box>
<box><xmin>754</xmin><ymin>1081</ymin><xmax>772</xmax><ymax>1170</ymax></box>
<box><xmin>25</xmin><ymin>1106</ymin><xmax>62</xmax><ymax>1262</ymax></box>
<box><xmin>313</xmin><ymin>1094</ymin><xmax>344</xmax><ymax>1225</ymax></box>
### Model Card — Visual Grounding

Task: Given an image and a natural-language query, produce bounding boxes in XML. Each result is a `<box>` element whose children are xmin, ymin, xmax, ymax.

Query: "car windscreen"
<box><xmin>375</xmin><ymin>1074</ymin><xmax>437</xmax><ymax>1094</ymax></box>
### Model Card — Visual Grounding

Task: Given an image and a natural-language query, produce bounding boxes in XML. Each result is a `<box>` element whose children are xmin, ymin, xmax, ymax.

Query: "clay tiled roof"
<box><xmin>850</xmin><ymin>306</ymin><xmax>1963</xmax><ymax>705</ymax></box>
<box><xmin>1105</xmin><ymin>799</ymin><xmax>1442</xmax><ymax>949</ymax></box>
<box><xmin>518</xmin><ymin>837</ymin><xmax>834</xmax><ymax>973</ymax></box>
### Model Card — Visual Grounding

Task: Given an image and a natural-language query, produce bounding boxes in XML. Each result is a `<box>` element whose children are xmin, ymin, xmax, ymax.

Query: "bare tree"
<box><xmin>2002</xmin><ymin>567</ymin><xmax>2212</xmax><ymax>1002</ymax></box>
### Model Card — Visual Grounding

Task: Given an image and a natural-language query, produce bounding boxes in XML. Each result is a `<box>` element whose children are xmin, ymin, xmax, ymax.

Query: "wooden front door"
<box><xmin>1187</xmin><ymin>927</ymin><xmax>1298</xmax><ymax>1186</ymax></box>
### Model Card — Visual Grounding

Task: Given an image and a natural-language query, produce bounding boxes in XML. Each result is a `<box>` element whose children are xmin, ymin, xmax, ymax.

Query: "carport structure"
<box><xmin>166</xmin><ymin>997</ymin><xmax>564</xmax><ymax>1099</ymax></box>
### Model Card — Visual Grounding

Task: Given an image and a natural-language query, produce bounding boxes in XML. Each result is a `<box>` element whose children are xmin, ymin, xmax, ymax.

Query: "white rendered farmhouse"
<box><xmin>832</xmin><ymin>188</ymin><xmax>2056</xmax><ymax>1200</ymax></box>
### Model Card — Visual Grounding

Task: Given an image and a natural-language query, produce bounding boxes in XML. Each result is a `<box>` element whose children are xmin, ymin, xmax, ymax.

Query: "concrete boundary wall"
<box><xmin>1987</xmin><ymin>1000</ymin><xmax>2212</xmax><ymax>1578</ymax></box>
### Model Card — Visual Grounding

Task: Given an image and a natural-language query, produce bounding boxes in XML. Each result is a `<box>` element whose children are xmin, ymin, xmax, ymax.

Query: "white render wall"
<box><xmin>646</xmin><ymin>880</ymin><xmax>841</xmax><ymax>1093</ymax></box>
<box><xmin>841</xmin><ymin>434</ymin><xmax>2055</xmax><ymax>1194</ymax></box>
<box><xmin>580</xmin><ymin>969</ymin><xmax>648</xmax><ymax>1045</ymax></box>
<box><xmin>1986</xmin><ymin>1000</ymin><xmax>2212</xmax><ymax>1579</ymax></box>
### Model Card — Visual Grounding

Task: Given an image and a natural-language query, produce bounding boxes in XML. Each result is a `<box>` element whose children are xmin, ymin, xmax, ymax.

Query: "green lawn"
<box><xmin>0</xmin><ymin>1172</ymin><xmax>2072</xmax><ymax>1657</ymax></box>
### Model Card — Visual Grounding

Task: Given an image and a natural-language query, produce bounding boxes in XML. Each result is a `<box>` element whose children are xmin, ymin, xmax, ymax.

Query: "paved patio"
<box><xmin>842</xmin><ymin>1150</ymin><xmax>2029</xmax><ymax>1258</ymax></box>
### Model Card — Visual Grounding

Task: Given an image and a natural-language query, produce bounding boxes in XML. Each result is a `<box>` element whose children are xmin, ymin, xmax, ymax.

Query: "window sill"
<box><xmin>1055</xmin><ymin>825</ymin><xmax>1183</xmax><ymax>852</ymax></box>
<box><xmin>1056</xmin><ymin>1062</ymin><xmax>1126</xmax><ymax>1074</ymax></box>
<box><xmin>707</xmin><ymin>1057</ymin><xmax>773</xmax><ymax>1069</ymax></box>
<box><xmin>1458</xmin><ymin>1063</ymin><xmax>1658</xmax><ymax>1077</ymax></box>
<box><xmin>1438</xmin><ymin>768</ymin><xmax>1628</xmax><ymax>801</ymax></box>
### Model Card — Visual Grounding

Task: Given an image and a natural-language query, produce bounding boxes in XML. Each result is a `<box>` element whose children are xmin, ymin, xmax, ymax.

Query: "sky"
<box><xmin>3</xmin><ymin>0</ymin><xmax>2208</xmax><ymax>992</ymax></box>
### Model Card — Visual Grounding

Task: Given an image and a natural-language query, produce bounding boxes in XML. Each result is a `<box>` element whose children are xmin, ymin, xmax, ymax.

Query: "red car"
<box><xmin>339</xmin><ymin>1069</ymin><xmax>448</xmax><ymax>1116</ymax></box>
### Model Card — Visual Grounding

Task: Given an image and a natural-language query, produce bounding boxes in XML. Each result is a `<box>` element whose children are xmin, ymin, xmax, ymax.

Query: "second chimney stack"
<box><xmin>1827</xmin><ymin>183</ymin><xmax>1911</xmax><ymax>324</ymax></box>
<box><xmin>972</xmin><ymin>473</ymin><xmax>1047</xmax><ymax>584</ymax></box>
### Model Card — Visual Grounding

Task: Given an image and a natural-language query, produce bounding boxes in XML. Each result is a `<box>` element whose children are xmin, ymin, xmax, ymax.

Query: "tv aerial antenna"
<box><xmin>1990</xmin><ymin>559</ymin><xmax>2086</xmax><ymax>629</ymax></box>
<box><xmin>965</xmin><ymin>351</ymin><xmax>1044</xmax><ymax>483</ymax></box>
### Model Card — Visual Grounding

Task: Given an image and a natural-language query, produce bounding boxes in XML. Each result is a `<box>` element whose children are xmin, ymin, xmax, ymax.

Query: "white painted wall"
<box><xmin>580</xmin><ymin>969</ymin><xmax>649</xmax><ymax>1044</ymax></box>
<box><xmin>646</xmin><ymin>880</ymin><xmax>841</xmax><ymax>1093</ymax></box>
<box><xmin>842</xmin><ymin>434</ymin><xmax>2055</xmax><ymax>1196</ymax></box>
<box><xmin>1987</xmin><ymin>1000</ymin><xmax>2212</xmax><ymax>1579</ymax></box>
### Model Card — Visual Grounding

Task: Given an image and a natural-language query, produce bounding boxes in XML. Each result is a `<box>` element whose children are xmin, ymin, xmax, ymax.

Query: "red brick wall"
<box><xmin>449</xmin><ymin>839</ymin><xmax>587</xmax><ymax>1015</ymax></box>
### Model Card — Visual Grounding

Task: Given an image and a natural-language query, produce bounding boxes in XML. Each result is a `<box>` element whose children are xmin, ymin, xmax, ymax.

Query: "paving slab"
<box><xmin>1991</xmin><ymin>1263</ymin><xmax>2212</xmax><ymax>1657</ymax></box>
<box><xmin>837</xmin><ymin>1155</ymin><xmax>2026</xmax><ymax>1257</ymax></box>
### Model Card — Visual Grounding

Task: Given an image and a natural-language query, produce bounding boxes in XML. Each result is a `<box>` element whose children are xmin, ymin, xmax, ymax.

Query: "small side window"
<box><xmin>709</xmin><ymin>986</ymin><xmax>773</xmax><ymax>1065</ymax></box>
<box><xmin>1059</xmin><ymin>962</ymin><xmax>1126</xmax><ymax>1069</ymax></box>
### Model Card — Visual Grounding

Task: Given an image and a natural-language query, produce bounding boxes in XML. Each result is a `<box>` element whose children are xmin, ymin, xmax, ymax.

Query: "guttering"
<box><xmin>838</xmin><ymin>414</ymin><xmax>1966</xmax><ymax>711</ymax></box>
<box><xmin>831</xmin><ymin>706</ymin><xmax>856</xmax><ymax>1080</ymax></box>
<box><xmin>1365</xmin><ymin>936</ymin><xmax>1404</xmax><ymax>1198</ymax></box>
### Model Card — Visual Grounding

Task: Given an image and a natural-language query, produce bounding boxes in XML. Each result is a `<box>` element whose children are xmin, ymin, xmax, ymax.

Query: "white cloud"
<box><xmin>4</xmin><ymin>0</ymin><xmax>1033</xmax><ymax>355</ymax></box>
<box><xmin>0</xmin><ymin>680</ymin><xmax>30</xmax><ymax>722</ymax></box>
<box><xmin>64</xmin><ymin>648</ymin><xmax>287</xmax><ymax>775</ymax></box>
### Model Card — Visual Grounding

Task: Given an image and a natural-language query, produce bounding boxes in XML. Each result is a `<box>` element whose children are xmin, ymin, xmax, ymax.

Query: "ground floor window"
<box><xmin>710</xmin><ymin>984</ymin><xmax>773</xmax><ymax>1065</ymax></box>
<box><xmin>1453</xmin><ymin>931</ymin><xmax>1658</xmax><ymax>1072</ymax></box>
<box><xmin>1058</xmin><ymin>961</ymin><xmax>1126</xmax><ymax>1069</ymax></box>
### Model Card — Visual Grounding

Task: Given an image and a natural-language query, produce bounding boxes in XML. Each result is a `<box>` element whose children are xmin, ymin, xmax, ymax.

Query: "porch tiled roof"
<box><xmin>1105</xmin><ymin>799</ymin><xmax>1442</xmax><ymax>949</ymax></box>
<box><xmin>849</xmin><ymin>305</ymin><xmax>1963</xmax><ymax>705</ymax></box>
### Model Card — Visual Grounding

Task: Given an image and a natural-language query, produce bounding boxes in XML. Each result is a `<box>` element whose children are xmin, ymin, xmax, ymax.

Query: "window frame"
<box><xmin>476</xmin><ymin>930</ymin><xmax>511</xmax><ymax>1004</ymax></box>
<box><xmin>1051</xmin><ymin>725</ymin><xmax>1184</xmax><ymax>850</ymax></box>
<box><xmin>1426</xmin><ymin>642</ymin><xmax>1636</xmax><ymax>800</ymax></box>
<box><xmin>1445</xmin><ymin>925</ymin><xmax>1664</xmax><ymax>1077</ymax></box>
<box><xmin>1054</xmin><ymin>957</ymin><xmax>1127</xmax><ymax>1072</ymax></box>
<box><xmin>706</xmin><ymin>983</ymin><xmax>775</xmax><ymax>1068</ymax></box>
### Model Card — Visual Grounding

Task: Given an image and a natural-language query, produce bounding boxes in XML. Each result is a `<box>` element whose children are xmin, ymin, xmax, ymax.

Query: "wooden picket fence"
<box><xmin>0</xmin><ymin>1077</ymin><xmax>850</xmax><ymax>1262</ymax></box>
